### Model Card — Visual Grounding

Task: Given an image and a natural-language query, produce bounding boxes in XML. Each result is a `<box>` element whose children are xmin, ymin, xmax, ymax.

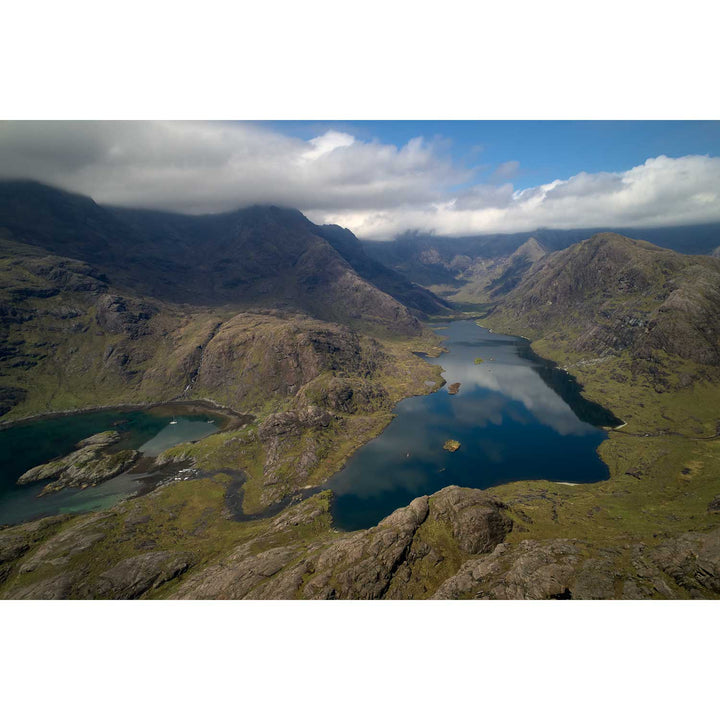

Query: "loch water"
<box><xmin>328</xmin><ymin>320</ymin><xmax>620</xmax><ymax>531</ymax></box>
<box><xmin>0</xmin><ymin>406</ymin><xmax>221</xmax><ymax>527</ymax></box>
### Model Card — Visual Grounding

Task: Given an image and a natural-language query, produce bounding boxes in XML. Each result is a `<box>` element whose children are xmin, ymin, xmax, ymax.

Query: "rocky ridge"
<box><xmin>3</xmin><ymin>482</ymin><xmax>720</xmax><ymax>599</ymax></box>
<box><xmin>17</xmin><ymin>431</ymin><xmax>139</xmax><ymax>495</ymax></box>
<box><xmin>488</xmin><ymin>233</ymin><xmax>720</xmax><ymax>368</ymax></box>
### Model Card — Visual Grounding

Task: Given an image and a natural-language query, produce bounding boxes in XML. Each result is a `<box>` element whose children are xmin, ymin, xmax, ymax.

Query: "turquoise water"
<box><xmin>328</xmin><ymin>320</ymin><xmax>621</xmax><ymax>530</ymax></box>
<box><xmin>0</xmin><ymin>408</ymin><xmax>220</xmax><ymax>526</ymax></box>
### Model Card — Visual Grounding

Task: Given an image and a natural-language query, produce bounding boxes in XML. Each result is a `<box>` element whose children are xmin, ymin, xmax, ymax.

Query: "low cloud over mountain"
<box><xmin>1</xmin><ymin>121</ymin><xmax>719</xmax><ymax>238</ymax></box>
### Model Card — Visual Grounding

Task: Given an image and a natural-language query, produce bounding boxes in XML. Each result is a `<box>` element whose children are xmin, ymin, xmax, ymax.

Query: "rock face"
<box><xmin>15</xmin><ymin>514</ymin><xmax>112</xmax><ymax>577</ymax></box>
<box><xmin>296</xmin><ymin>375</ymin><xmax>391</xmax><ymax>414</ymax></box>
<box><xmin>186</xmin><ymin>314</ymin><xmax>387</xmax><ymax>411</ymax></box>
<box><xmin>0</xmin><ymin>513</ymin><xmax>190</xmax><ymax>599</ymax></box>
<box><xmin>432</xmin><ymin>528</ymin><xmax>720</xmax><ymax>600</ymax></box>
<box><xmin>2</xmin><ymin>481</ymin><xmax>720</xmax><ymax>599</ymax></box>
<box><xmin>81</xmin><ymin>551</ymin><xmax>192</xmax><ymax>599</ymax></box>
<box><xmin>171</xmin><ymin>486</ymin><xmax>512</xmax><ymax>600</ymax></box>
<box><xmin>17</xmin><ymin>431</ymin><xmax>138</xmax><ymax>494</ymax></box>
<box><xmin>258</xmin><ymin>405</ymin><xmax>334</xmax><ymax>504</ymax></box>
<box><xmin>488</xmin><ymin>233</ymin><xmax>720</xmax><ymax>368</ymax></box>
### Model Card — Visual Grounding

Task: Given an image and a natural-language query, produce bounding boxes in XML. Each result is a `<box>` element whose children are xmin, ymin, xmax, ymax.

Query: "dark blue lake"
<box><xmin>328</xmin><ymin>319</ymin><xmax>620</xmax><ymax>531</ymax></box>
<box><xmin>0</xmin><ymin>405</ymin><xmax>222</xmax><ymax>527</ymax></box>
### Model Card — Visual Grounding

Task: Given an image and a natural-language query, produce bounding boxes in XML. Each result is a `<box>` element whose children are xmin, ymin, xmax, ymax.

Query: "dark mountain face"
<box><xmin>314</xmin><ymin>224</ymin><xmax>451</xmax><ymax>316</ymax></box>
<box><xmin>0</xmin><ymin>181</ymin><xmax>449</xmax><ymax>334</ymax></box>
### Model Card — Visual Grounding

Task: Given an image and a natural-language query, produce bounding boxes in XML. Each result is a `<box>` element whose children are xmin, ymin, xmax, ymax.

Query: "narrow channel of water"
<box><xmin>327</xmin><ymin>320</ymin><xmax>620</xmax><ymax>531</ymax></box>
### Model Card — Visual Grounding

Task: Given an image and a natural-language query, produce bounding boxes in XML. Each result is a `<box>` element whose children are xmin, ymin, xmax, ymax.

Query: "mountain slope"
<box><xmin>488</xmin><ymin>233</ymin><xmax>720</xmax><ymax>369</ymax></box>
<box><xmin>362</xmin><ymin>223</ymin><xmax>720</xmax><ymax>302</ymax></box>
<box><xmin>457</xmin><ymin>236</ymin><xmax>548</xmax><ymax>303</ymax></box>
<box><xmin>0</xmin><ymin>181</ymin><xmax>450</xmax><ymax>334</ymax></box>
<box><xmin>314</xmin><ymin>223</ymin><xmax>451</xmax><ymax>315</ymax></box>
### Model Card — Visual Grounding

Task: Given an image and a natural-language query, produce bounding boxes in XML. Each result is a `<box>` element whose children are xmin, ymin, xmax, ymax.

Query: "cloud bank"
<box><xmin>1</xmin><ymin>121</ymin><xmax>719</xmax><ymax>239</ymax></box>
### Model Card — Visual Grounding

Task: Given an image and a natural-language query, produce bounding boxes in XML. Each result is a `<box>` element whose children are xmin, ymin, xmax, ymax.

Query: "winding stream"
<box><xmin>1</xmin><ymin>321</ymin><xmax>621</xmax><ymax>533</ymax></box>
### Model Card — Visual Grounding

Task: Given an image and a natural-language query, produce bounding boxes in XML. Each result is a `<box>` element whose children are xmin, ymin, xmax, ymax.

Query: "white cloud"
<box><xmin>0</xmin><ymin>121</ymin><xmax>462</xmax><ymax>216</ymax></box>
<box><xmin>0</xmin><ymin>121</ymin><xmax>719</xmax><ymax>239</ymax></box>
<box><xmin>316</xmin><ymin>155</ymin><xmax>720</xmax><ymax>238</ymax></box>
<box><xmin>301</xmin><ymin>130</ymin><xmax>355</xmax><ymax>161</ymax></box>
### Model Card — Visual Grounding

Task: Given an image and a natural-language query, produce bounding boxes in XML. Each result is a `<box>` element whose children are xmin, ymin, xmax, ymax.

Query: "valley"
<box><xmin>1</xmin><ymin>181</ymin><xmax>719</xmax><ymax>599</ymax></box>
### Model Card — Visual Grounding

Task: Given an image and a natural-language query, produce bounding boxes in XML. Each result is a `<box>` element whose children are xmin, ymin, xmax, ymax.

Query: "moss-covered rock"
<box><xmin>17</xmin><ymin>431</ymin><xmax>139</xmax><ymax>494</ymax></box>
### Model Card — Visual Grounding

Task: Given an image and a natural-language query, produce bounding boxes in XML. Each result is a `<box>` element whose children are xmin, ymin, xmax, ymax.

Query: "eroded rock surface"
<box><xmin>432</xmin><ymin>528</ymin><xmax>720</xmax><ymax>599</ymax></box>
<box><xmin>3</xmin><ymin>481</ymin><xmax>720</xmax><ymax>600</ymax></box>
<box><xmin>171</xmin><ymin>486</ymin><xmax>512</xmax><ymax>600</ymax></box>
<box><xmin>80</xmin><ymin>551</ymin><xmax>192</xmax><ymax>599</ymax></box>
<box><xmin>17</xmin><ymin>431</ymin><xmax>138</xmax><ymax>494</ymax></box>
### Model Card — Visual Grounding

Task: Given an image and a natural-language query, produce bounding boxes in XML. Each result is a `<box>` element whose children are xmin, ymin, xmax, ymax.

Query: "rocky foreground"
<box><xmin>1</xmin><ymin>484</ymin><xmax>719</xmax><ymax>599</ymax></box>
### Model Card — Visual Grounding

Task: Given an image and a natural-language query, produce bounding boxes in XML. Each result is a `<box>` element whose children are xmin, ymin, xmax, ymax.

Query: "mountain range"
<box><xmin>364</xmin><ymin>222</ymin><xmax>720</xmax><ymax>305</ymax></box>
<box><xmin>1</xmin><ymin>180</ymin><xmax>720</xmax><ymax>599</ymax></box>
<box><xmin>0</xmin><ymin>181</ymin><xmax>449</xmax><ymax>331</ymax></box>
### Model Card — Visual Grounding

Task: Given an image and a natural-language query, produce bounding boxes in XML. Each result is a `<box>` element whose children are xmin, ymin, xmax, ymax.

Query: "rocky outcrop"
<box><xmin>300</xmin><ymin>495</ymin><xmax>432</xmax><ymax>600</ymax></box>
<box><xmin>257</xmin><ymin>405</ymin><xmax>334</xmax><ymax>504</ymax></box>
<box><xmin>16</xmin><ymin>514</ymin><xmax>112</xmax><ymax>577</ymax></box>
<box><xmin>0</xmin><ymin>515</ymin><xmax>68</xmax><ymax>584</ymax></box>
<box><xmin>80</xmin><ymin>551</ymin><xmax>192</xmax><ymax>599</ymax></box>
<box><xmin>432</xmin><ymin>527</ymin><xmax>720</xmax><ymax>599</ymax></box>
<box><xmin>17</xmin><ymin>431</ymin><xmax>138</xmax><ymax>494</ymax></box>
<box><xmin>183</xmin><ymin>313</ymin><xmax>389</xmax><ymax>412</ymax></box>
<box><xmin>648</xmin><ymin>529</ymin><xmax>720</xmax><ymax>597</ymax></box>
<box><xmin>434</xmin><ymin>539</ymin><xmax>589</xmax><ymax>599</ymax></box>
<box><xmin>171</xmin><ymin>486</ymin><xmax>512</xmax><ymax>600</ymax></box>
<box><xmin>296</xmin><ymin>376</ymin><xmax>392</xmax><ymax>414</ymax></box>
<box><xmin>429</xmin><ymin>486</ymin><xmax>511</xmax><ymax>554</ymax></box>
<box><xmin>95</xmin><ymin>294</ymin><xmax>155</xmax><ymax>339</ymax></box>
<box><xmin>2</xmin><ymin>480</ymin><xmax>720</xmax><ymax>599</ymax></box>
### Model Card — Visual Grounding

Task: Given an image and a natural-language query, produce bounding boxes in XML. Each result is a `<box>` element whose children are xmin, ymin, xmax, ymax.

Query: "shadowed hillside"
<box><xmin>0</xmin><ymin>181</ymin><xmax>449</xmax><ymax>333</ymax></box>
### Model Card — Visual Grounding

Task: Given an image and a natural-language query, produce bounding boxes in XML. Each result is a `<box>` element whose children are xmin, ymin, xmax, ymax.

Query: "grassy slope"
<box><xmin>0</xmin><ymin>327</ymin><xmax>445</xmax><ymax>598</ymax></box>
<box><xmin>476</xmin><ymin>314</ymin><xmax>720</xmax><ymax>581</ymax></box>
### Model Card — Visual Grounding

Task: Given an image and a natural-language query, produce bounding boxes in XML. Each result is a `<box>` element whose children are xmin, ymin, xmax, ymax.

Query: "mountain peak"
<box><xmin>0</xmin><ymin>180</ymin><xmax>451</xmax><ymax>334</ymax></box>
<box><xmin>511</xmin><ymin>236</ymin><xmax>546</xmax><ymax>262</ymax></box>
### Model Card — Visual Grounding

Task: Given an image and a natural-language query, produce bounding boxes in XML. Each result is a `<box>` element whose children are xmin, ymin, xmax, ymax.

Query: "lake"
<box><xmin>327</xmin><ymin>319</ymin><xmax>621</xmax><ymax>531</ymax></box>
<box><xmin>0</xmin><ymin>404</ymin><xmax>225</xmax><ymax>527</ymax></box>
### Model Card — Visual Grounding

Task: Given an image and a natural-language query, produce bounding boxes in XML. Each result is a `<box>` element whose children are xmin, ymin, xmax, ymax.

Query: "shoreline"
<box><xmin>0</xmin><ymin>398</ymin><xmax>254</xmax><ymax>432</ymax></box>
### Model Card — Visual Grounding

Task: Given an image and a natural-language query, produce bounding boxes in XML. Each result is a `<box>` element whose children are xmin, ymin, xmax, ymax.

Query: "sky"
<box><xmin>1</xmin><ymin>120</ymin><xmax>719</xmax><ymax>239</ymax></box>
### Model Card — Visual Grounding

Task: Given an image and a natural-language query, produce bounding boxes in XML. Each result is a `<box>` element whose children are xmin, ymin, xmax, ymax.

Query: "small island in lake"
<box><xmin>447</xmin><ymin>382</ymin><xmax>461</xmax><ymax>395</ymax></box>
<box><xmin>473</xmin><ymin>357</ymin><xmax>484</xmax><ymax>364</ymax></box>
<box><xmin>443</xmin><ymin>439</ymin><xmax>461</xmax><ymax>452</ymax></box>
<box><xmin>17</xmin><ymin>430</ymin><xmax>139</xmax><ymax>496</ymax></box>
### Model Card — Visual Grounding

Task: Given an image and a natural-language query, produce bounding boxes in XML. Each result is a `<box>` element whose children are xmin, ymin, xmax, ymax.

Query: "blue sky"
<box><xmin>262</xmin><ymin>120</ymin><xmax>720</xmax><ymax>191</ymax></box>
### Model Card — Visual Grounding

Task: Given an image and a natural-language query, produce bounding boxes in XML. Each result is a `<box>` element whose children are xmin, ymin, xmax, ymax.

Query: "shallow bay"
<box><xmin>0</xmin><ymin>405</ymin><xmax>224</xmax><ymax>526</ymax></box>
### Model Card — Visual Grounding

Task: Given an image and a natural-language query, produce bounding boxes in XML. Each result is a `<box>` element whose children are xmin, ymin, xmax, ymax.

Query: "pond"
<box><xmin>327</xmin><ymin>320</ymin><xmax>621</xmax><ymax>531</ymax></box>
<box><xmin>0</xmin><ymin>403</ymin><xmax>229</xmax><ymax>527</ymax></box>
